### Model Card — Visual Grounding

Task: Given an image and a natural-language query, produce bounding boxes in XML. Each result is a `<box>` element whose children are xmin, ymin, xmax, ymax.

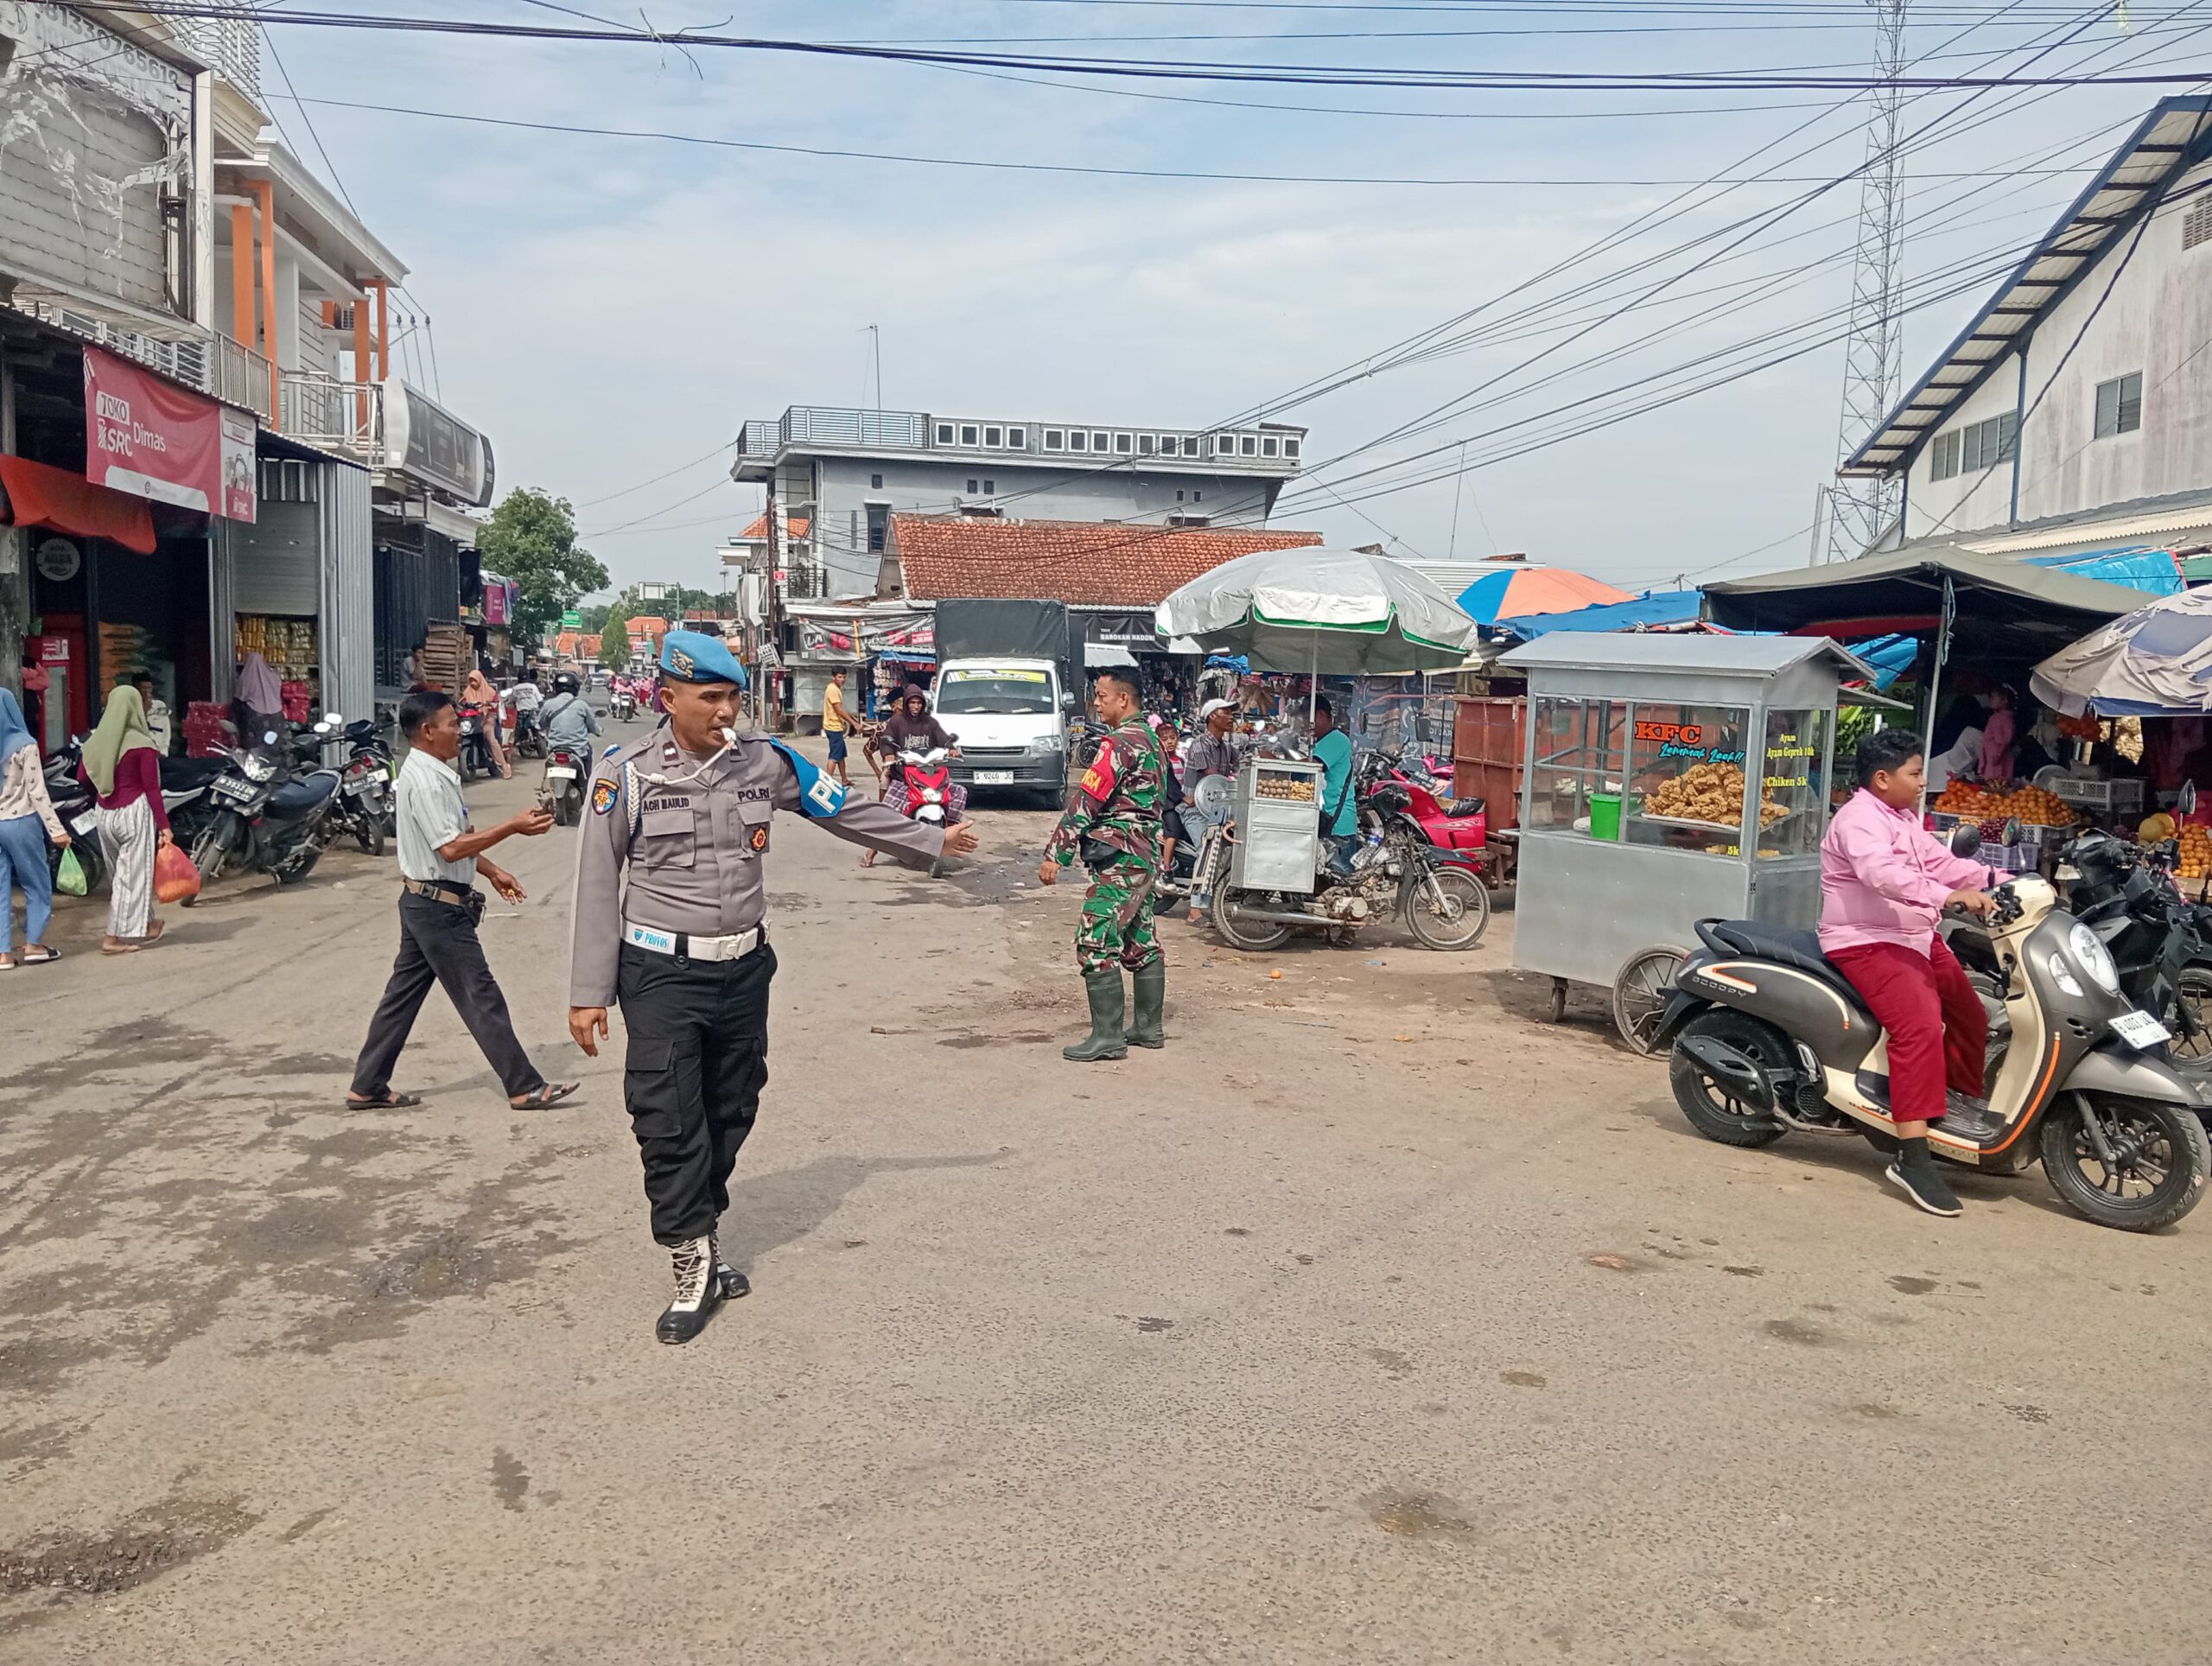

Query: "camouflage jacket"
<box><xmin>1046</xmin><ymin>717</ymin><xmax>1164</xmax><ymax>868</ymax></box>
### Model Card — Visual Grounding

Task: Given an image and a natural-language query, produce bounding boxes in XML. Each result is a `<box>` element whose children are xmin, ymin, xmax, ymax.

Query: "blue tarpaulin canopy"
<box><xmin>1496</xmin><ymin>589</ymin><xmax>1704</xmax><ymax>639</ymax></box>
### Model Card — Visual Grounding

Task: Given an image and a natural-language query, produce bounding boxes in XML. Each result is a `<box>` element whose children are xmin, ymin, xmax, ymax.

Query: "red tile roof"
<box><xmin>736</xmin><ymin>514</ymin><xmax>810</xmax><ymax>540</ymax></box>
<box><xmin>891</xmin><ymin>516</ymin><xmax>1323</xmax><ymax>608</ymax></box>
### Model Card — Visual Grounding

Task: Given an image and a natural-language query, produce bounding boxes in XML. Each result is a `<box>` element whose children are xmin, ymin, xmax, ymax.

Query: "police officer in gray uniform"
<box><xmin>569</xmin><ymin>630</ymin><xmax>979</xmax><ymax>1344</ymax></box>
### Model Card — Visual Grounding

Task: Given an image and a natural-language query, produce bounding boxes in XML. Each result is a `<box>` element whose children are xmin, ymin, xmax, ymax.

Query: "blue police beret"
<box><xmin>658</xmin><ymin>628</ymin><xmax>747</xmax><ymax>689</ymax></box>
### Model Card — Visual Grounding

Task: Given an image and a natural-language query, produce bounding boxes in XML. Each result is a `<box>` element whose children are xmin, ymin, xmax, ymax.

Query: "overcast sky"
<box><xmin>260</xmin><ymin>1</ymin><xmax>2201</xmax><ymax>601</ymax></box>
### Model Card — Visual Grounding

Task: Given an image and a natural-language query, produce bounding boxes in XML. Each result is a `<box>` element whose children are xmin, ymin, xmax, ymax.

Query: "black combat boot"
<box><xmin>656</xmin><ymin>1237</ymin><xmax>723</xmax><ymax>1345</ymax></box>
<box><xmin>1064</xmin><ymin>967</ymin><xmax>1129</xmax><ymax>1062</ymax></box>
<box><xmin>1124</xmin><ymin>961</ymin><xmax>1166</xmax><ymax>1050</ymax></box>
<box><xmin>709</xmin><ymin>1230</ymin><xmax>751</xmax><ymax>1300</ymax></box>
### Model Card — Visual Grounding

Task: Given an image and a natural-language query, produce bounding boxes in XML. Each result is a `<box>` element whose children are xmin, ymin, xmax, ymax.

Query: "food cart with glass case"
<box><xmin>1497</xmin><ymin>634</ymin><xmax>1872</xmax><ymax>1052</ymax></box>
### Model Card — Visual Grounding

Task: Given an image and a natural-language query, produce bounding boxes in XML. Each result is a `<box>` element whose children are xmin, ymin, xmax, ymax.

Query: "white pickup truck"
<box><xmin>934</xmin><ymin>656</ymin><xmax>1073</xmax><ymax>806</ymax></box>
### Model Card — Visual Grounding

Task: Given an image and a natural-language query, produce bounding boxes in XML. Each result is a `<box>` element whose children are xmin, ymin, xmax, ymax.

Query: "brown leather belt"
<box><xmin>403</xmin><ymin>877</ymin><xmax>476</xmax><ymax>906</ymax></box>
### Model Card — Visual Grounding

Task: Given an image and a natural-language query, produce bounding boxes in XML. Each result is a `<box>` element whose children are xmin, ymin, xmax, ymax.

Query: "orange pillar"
<box><xmin>353</xmin><ymin>292</ymin><xmax>372</xmax><ymax>439</ymax></box>
<box><xmin>372</xmin><ymin>279</ymin><xmax>390</xmax><ymax>383</ymax></box>
<box><xmin>230</xmin><ymin>202</ymin><xmax>255</xmax><ymax>351</ymax></box>
<box><xmin>250</xmin><ymin>180</ymin><xmax>278</xmax><ymax>426</ymax></box>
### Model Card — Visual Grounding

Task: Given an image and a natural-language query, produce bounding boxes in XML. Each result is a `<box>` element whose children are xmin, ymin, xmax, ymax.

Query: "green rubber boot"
<box><xmin>1064</xmin><ymin>967</ymin><xmax>1129</xmax><ymax>1062</ymax></box>
<box><xmin>1124</xmin><ymin>961</ymin><xmax>1166</xmax><ymax>1050</ymax></box>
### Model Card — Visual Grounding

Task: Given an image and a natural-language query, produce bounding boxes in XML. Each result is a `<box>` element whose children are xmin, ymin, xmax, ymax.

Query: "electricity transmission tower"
<box><xmin>1827</xmin><ymin>0</ymin><xmax>1910</xmax><ymax>563</ymax></box>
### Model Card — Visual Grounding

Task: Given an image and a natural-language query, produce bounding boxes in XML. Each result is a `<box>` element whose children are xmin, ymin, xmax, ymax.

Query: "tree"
<box><xmin>598</xmin><ymin>603</ymin><xmax>632</xmax><ymax>670</ymax></box>
<box><xmin>577</xmin><ymin>602</ymin><xmax>612</xmax><ymax>634</ymax></box>
<box><xmin>476</xmin><ymin>488</ymin><xmax>609</xmax><ymax>647</ymax></box>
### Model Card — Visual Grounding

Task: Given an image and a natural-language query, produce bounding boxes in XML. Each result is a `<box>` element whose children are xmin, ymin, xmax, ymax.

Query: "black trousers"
<box><xmin>351</xmin><ymin>891</ymin><xmax>544</xmax><ymax>1101</ymax></box>
<box><xmin>616</xmin><ymin>939</ymin><xmax>775</xmax><ymax>1246</ymax></box>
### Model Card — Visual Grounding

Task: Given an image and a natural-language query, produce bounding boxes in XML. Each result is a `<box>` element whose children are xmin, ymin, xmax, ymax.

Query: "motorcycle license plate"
<box><xmin>975</xmin><ymin>770</ymin><xmax>1014</xmax><ymax>785</ymax></box>
<box><xmin>2112</xmin><ymin>1010</ymin><xmax>2171</xmax><ymax>1050</ymax></box>
<box><xmin>212</xmin><ymin>778</ymin><xmax>257</xmax><ymax>803</ymax></box>
<box><xmin>344</xmin><ymin>778</ymin><xmax>376</xmax><ymax>797</ymax></box>
<box><xmin>547</xmin><ymin>766</ymin><xmax>577</xmax><ymax>780</ymax></box>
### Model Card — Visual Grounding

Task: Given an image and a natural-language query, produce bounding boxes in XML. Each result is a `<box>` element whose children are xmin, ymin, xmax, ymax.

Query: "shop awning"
<box><xmin>0</xmin><ymin>455</ymin><xmax>156</xmax><ymax>555</ymax></box>
<box><xmin>1703</xmin><ymin>545</ymin><xmax>2145</xmax><ymax>658</ymax></box>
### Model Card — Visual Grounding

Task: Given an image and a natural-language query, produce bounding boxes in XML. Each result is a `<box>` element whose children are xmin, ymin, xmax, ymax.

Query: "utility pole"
<box><xmin>1827</xmin><ymin>0</ymin><xmax>1909</xmax><ymax>564</ymax></box>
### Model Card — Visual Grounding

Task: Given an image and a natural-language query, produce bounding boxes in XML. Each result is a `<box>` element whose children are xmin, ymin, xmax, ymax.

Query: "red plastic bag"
<box><xmin>154</xmin><ymin>840</ymin><xmax>201</xmax><ymax>905</ymax></box>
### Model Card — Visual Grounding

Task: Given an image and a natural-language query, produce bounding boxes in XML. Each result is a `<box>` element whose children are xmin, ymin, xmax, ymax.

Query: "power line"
<box><xmin>75</xmin><ymin>4</ymin><xmax>2212</xmax><ymax>91</ymax></box>
<box><xmin>257</xmin><ymin>92</ymin><xmax>2128</xmax><ymax>187</ymax></box>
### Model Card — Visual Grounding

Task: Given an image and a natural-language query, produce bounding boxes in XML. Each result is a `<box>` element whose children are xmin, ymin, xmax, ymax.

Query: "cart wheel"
<box><xmin>1547</xmin><ymin>978</ymin><xmax>1568</xmax><ymax>1024</ymax></box>
<box><xmin>1611</xmin><ymin>944</ymin><xmax>1688</xmax><ymax>1057</ymax></box>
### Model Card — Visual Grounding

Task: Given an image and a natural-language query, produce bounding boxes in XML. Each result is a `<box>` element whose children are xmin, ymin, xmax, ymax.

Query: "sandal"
<box><xmin>346</xmin><ymin>1091</ymin><xmax>424</xmax><ymax>1109</ymax></box>
<box><xmin>137</xmin><ymin>921</ymin><xmax>166</xmax><ymax>946</ymax></box>
<box><xmin>511</xmin><ymin>1082</ymin><xmax>579</xmax><ymax>1110</ymax></box>
<box><xmin>19</xmin><ymin>947</ymin><xmax>60</xmax><ymax>965</ymax></box>
<box><xmin>101</xmin><ymin>941</ymin><xmax>139</xmax><ymax>957</ymax></box>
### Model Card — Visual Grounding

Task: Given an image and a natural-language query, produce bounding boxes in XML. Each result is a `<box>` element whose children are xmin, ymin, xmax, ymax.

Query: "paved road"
<box><xmin>4</xmin><ymin>728</ymin><xmax>2212</xmax><ymax>1663</ymax></box>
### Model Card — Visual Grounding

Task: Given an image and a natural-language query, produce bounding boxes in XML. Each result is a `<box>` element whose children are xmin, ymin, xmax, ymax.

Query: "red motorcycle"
<box><xmin>890</xmin><ymin>745</ymin><xmax>965</xmax><ymax>827</ymax></box>
<box><xmin>1363</xmin><ymin>750</ymin><xmax>1488</xmax><ymax>876</ymax></box>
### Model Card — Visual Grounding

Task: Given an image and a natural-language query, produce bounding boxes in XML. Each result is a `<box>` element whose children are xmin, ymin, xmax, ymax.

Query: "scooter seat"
<box><xmin>268</xmin><ymin>772</ymin><xmax>340</xmax><ymax>817</ymax></box>
<box><xmin>1443</xmin><ymin>798</ymin><xmax>1486</xmax><ymax>818</ymax></box>
<box><xmin>1708</xmin><ymin>919</ymin><xmax>1864</xmax><ymax>1004</ymax></box>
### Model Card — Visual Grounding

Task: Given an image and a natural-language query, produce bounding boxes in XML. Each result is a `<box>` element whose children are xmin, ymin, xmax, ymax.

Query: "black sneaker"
<box><xmin>1885</xmin><ymin>1158</ymin><xmax>1963</xmax><ymax>1218</ymax></box>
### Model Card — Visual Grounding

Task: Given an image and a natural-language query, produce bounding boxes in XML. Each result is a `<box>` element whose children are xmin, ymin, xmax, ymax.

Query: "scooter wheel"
<box><xmin>1669</xmin><ymin>1009</ymin><xmax>1789</xmax><ymax>1148</ymax></box>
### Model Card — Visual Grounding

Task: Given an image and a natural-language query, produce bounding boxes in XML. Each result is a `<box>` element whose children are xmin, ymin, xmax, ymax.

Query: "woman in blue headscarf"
<box><xmin>0</xmin><ymin>688</ymin><xmax>69</xmax><ymax>968</ymax></box>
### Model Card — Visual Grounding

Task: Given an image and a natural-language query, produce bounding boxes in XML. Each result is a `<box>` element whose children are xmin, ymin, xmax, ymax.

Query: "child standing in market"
<box><xmin>1818</xmin><ymin>727</ymin><xmax>2001</xmax><ymax>1218</ymax></box>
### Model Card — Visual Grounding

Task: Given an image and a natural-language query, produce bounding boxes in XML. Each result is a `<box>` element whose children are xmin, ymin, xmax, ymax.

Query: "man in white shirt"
<box><xmin>346</xmin><ymin>690</ymin><xmax>577</xmax><ymax>1111</ymax></box>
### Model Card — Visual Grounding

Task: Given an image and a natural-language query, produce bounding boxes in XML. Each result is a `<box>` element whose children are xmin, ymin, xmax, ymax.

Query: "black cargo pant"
<box><xmin>353</xmin><ymin>891</ymin><xmax>545</xmax><ymax>1102</ymax></box>
<box><xmin>616</xmin><ymin>938</ymin><xmax>775</xmax><ymax>1246</ymax></box>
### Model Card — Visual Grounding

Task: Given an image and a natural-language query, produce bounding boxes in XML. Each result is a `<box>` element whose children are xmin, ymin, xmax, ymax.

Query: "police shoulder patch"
<box><xmin>749</xmin><ymin>823</ymin><xmax>770</xmax><ymax>853</ymax></box>
<box><xmin>590</xmin><ymin>777</ymin><xmax>619</xmax><ymax>816</ymax></box>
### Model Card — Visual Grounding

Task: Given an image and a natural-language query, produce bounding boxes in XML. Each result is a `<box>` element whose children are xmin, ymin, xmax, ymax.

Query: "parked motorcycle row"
<box><xmin>41</xmin><ymin>710</ymin><xmax>397</xmax><ymax>901</ymax></box>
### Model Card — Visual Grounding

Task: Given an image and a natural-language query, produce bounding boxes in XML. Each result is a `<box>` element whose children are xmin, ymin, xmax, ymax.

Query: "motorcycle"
<box><xmin>609</xmin><ymin>686</ymin><xmax>638</xmax><ymax>723</ymax></box>
<box><xmin>186</xmin><ymin>730</ymin><xmax>343</xmax><ymax>893</ymax></box>
<box><xmin>893</xmin><ymin>747</ymin><xmax>961</xmax><ymax>826</ymax></box>
<box><xmin>1197</xmin><ymin>775</ymin><xmax>1491</xmax><ymax>952</ymax></box>
<box><xmin>544</xmin><ymin>740</ymin><xmax>594</xmax><ymax>827</ymax></box>
<box><xmin>41</xmin><ymin>742</ymin><xmax>110</xmax><ymax>894</ymax></box>
<box><xmin>1363</xmin><ymin>748</ymin><xmax>1490</xmax><ymax>880</ymax></box>
<box><xmin>457</xmin><ymin>705</ymin><xmax>496</xmax><ymax>782</ymax></box>
<box><xmin>509</xmin><ymin>703</ymin><xmax>548</xmax><ymax>760</ymax></box>
<box><xmin>1656</xmin><ymin>833</ymin><xmax>2210</xmax><ymax>1233</ymax></box>
<box><xmin>312</xmin><ymin>713</ymin><xmax>395</xmax><ymax>856</ymax></box>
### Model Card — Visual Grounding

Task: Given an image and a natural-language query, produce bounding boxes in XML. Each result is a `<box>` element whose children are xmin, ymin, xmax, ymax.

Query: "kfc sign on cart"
<box><xmin>84</xmin><ymin>347</ymin><xmax>257</xmax><ymax>522</ymax></box>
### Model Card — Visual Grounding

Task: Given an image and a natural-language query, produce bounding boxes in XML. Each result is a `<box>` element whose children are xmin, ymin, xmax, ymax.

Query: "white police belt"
<box><xmin>623</xmin><ymin>921</ymin><xmax>766</xmax><ymax>962</ymax></box>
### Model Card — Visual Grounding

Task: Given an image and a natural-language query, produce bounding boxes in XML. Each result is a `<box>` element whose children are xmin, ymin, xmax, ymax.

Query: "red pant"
<box><xmin>1827</xmin><ymin>935</ymin><xmax>1987</xmax><ymax>1122</ymax></box>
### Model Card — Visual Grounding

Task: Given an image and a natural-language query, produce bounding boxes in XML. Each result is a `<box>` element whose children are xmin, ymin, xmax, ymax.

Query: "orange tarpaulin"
<box><xmin>0</xmin><ymin>455</ymin><xmax>157</xmax><ymax>555</ymax></box>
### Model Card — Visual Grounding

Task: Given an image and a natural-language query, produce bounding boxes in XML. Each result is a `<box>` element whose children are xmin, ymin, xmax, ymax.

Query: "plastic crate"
<box><xmin>2050</xmin><ymin>776</ymin><xmax>2145</xmax><ymax>812</ymax></box>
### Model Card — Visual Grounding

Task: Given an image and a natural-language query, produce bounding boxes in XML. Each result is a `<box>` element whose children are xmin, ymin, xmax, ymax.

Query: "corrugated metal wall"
<box><xmin>321</xmin><ymin>461</ymin><xmax>373</xmax><ymax>720</ymax></box>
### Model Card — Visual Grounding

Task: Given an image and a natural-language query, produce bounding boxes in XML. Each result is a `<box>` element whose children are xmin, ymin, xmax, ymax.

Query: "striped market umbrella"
<box><xmin>1454</xmin><ymin>564</ymin><xmax>1630</xmax><ymax>627</ymax></box>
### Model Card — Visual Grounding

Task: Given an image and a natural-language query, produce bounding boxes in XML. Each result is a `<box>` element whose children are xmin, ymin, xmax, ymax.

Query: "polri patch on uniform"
<box><xmin>591</xmin><ymin>778</ymin><xmax>619</xmax><ymax>816</ymax></box>
<box><xmin>749</xmin><ymin>823</ymin><xmax>770</xmax><ymax>853</ymax></box>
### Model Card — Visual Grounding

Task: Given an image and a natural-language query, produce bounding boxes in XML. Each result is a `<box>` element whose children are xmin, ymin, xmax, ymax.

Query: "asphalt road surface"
<box><xmin>4</xmin><ymin>724</ymin><xmax>2211</xmax><ymax>1663</ymax></box>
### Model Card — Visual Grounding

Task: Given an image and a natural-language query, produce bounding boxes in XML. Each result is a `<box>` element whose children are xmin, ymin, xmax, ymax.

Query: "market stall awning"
<box><xmin>0</xmin><ymin>455</ymin><xmax>157</xmax><ymax>555</ymax></box>
<box><xmin>1702</xmin><ymin>545</ymin><xmax>2146</xmax><ymax>658</ymax></box>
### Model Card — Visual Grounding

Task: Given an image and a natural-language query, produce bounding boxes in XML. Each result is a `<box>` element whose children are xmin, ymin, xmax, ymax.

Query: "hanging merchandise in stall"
<box><xmin>234</xmin><ymin>614</ymin><xmax>319</xmax><ymax>721</ymax></box>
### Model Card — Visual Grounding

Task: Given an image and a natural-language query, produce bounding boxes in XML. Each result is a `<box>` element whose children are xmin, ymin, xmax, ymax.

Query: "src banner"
<box><xmin>83</xmin><ymin>346</ymin><xmax>257</xmax><ymax>523</ymax></box>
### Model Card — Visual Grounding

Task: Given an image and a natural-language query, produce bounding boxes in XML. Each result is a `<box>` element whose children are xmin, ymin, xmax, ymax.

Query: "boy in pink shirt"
<box><xmin>1818</xmin><ymin>727</ymin><xmax>2002</xmax><ymax>1217</ymax></box>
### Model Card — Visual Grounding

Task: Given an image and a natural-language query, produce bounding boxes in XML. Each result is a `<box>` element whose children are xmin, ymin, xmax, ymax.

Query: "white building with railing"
<box><xmin>731</xmin><ymin>403</ymin><xmax>1306</xmax><ymax>599</ymax></box>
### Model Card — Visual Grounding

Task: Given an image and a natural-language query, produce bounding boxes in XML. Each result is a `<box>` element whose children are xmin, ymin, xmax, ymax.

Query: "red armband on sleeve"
<box><xmin>1078</xmin><ymin>741</ymin><xmax>1121</xmax><ymax>804</ymax></box>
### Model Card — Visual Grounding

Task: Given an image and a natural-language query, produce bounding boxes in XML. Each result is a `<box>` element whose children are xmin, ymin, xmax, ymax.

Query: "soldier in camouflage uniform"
<box><xmin>1037</xmin><ymin>666</ymin><xmax>1166</xmax><ymax>1061</ymax></box>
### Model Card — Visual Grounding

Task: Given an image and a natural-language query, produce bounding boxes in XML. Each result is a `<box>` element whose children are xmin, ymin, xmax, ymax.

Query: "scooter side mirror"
<box><xmin>1949</xmin><ymin>822</ymin><xmax>1983</xmax><ymax>858</ymax></box>
<box><xmin>2001</xmin><ymin>817</ymin><xmax>2023</xmax><ymax>849</ymax></box>
<box><xmin>2183</xmin><ymin>782</ymin><xmax>2199</xmax><ymax>817</ymax></box>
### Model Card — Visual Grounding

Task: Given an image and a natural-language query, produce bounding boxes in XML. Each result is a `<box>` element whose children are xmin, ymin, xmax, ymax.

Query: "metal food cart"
<box><xmin>1230</xmin><ymin>757</ymin><xmax>1325</xmax><ymax>892</ymax></box>
<box><xmin>1497</xmin><ymin>634</ymin><xmax>1872</xmax><ymax>1051</ymax></box>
